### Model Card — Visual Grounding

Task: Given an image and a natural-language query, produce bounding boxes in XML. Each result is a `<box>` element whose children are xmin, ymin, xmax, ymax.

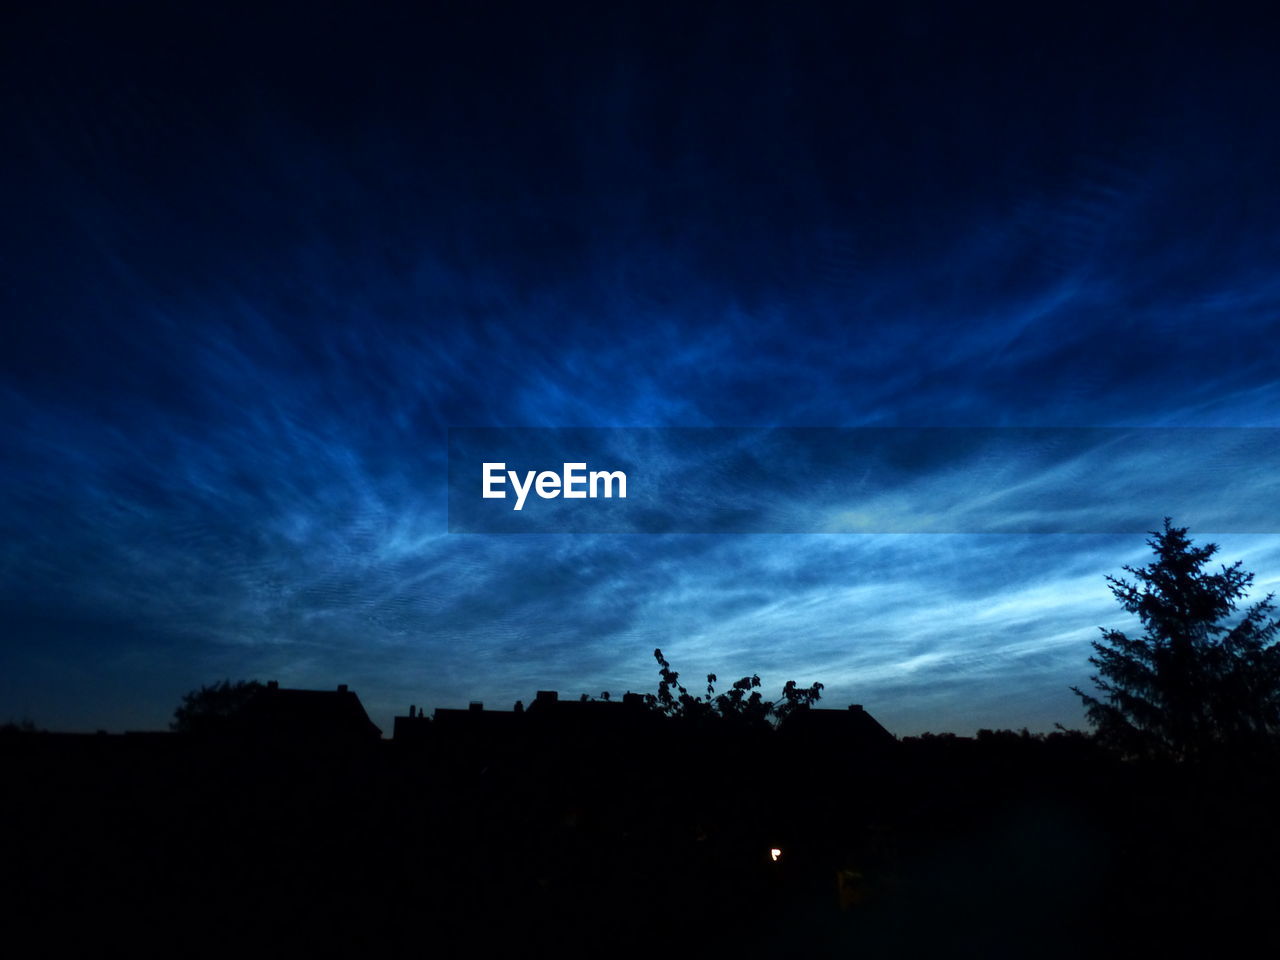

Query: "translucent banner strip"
<box><xmin>446</xmin><ymin>428</ymin><xmax>1280</xmax><ymax>533</ymax></box>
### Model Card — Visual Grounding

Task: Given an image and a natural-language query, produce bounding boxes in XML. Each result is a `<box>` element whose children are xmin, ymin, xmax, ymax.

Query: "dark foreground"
<box><xmin>5</xmin><ymin>728</ymin><xmax>1279</xmax><ymax>956</ymax></box>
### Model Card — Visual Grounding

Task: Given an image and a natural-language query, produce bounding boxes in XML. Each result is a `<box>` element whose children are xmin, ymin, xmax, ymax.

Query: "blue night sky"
<box><xmin>4</xmin><ymin>2</ymin><xmax>1280</xmax><ymax>736</ymax></box>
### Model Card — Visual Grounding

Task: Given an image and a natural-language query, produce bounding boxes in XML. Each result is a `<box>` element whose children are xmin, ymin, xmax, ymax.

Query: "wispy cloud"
<box><xmin>6</xmin><ymin>5</ymin><xmax>1280</xmax><ymax>734</ymax></box>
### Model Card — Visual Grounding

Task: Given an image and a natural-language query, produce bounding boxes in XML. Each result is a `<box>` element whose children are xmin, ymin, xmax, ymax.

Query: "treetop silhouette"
<box><xmin>1072</xmin><ymin>518</ymin><xmax>1280</xmax><ymax>761</ymax></box>
<box><xmin>643</xmin><ymin>647</ymin><xmax>823</xmax><ymax>728</ymax></box>
<box><xmin>171</xmin><ymin>678</ymin><xmax>264</xmax><ymax>734</ymax></box>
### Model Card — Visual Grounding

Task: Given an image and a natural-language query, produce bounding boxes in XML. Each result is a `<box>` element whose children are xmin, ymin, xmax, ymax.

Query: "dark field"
<box><xmin>6</xmin><ymin>728</ymin><xmax>1278</xmax><ymax>956</ymax></box>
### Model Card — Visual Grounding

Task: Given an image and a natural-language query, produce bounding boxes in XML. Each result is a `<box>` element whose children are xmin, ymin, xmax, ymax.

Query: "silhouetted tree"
<box><xmin>646</xmin><ymin>648</ymin><xmax>713</xmax><ymax>720</ymax></box>
<box><xmin>1072</xmin><ymin>519</ymin><xmax>1280</xmax><ymax>761</ymax></box>
<box><xmin>171</xmin><ymin>679</ymin><xmax>264</xmax><ymax>734</ymax></box>
<box><xmin>711</xmin><ymin>673</ymin><xmax>771</xmax><ymax>728</ymax></box>
<box><xmin>644</xmin><ymin>648</ymin><xmax>822</xmax><ymax>727</ymax></box>
<box><xmin>772</xmin><ymin>678</ymin><xmax>826</xmax><ymax>723</ymax></box>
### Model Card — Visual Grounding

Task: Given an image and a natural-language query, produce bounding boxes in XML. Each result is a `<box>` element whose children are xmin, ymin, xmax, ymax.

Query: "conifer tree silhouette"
<box><xmin>1073</xmin><ymin>519</ymin><xmax>1280</xmax><ymax>761</ymax></box>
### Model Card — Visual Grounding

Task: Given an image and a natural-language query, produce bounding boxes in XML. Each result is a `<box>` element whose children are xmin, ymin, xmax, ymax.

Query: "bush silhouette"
<box><xmin>171</xmin><ymin>679</ymin><xmax>264</xmax><ymax>734</ymax></box>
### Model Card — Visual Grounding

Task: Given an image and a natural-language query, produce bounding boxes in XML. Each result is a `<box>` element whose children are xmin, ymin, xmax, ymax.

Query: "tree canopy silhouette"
<box><xmin>642</xmin><ymin>648</ymin><xmax>823</xmax><ymax>728</ymax></box>
<box><xmin>1072</xmin><ymin>519</ymin><xmax>1280</xmax><ymax>761</ymax></box>
<box><xmin>171</xmin><ymin>679</ymin><xmax>264</xmax><ymax>734</ymax></box>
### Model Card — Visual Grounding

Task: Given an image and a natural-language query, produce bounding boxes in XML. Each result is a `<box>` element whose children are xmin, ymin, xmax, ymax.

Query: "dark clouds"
<box><xmin>4</xmin><ymin>2</ymin><xmax>1280</xmax><ymax>734</ymax></box>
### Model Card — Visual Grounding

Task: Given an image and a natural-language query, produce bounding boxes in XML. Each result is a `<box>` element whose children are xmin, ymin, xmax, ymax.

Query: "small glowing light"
<box><xmin>770</xmin><ymin>848</ymin><xmax>782</xmax><ymax>862</ymax></box>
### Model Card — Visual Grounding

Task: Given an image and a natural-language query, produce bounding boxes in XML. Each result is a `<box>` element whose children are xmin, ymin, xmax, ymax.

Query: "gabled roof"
<box><xmin>779</xmin><ymin>704</ymin><xmax>896</xmax><ymax>745</ymax></box>
<box><xmin>240</xmin><ymin>682</ymin><xmax>382</xmax><ymax>740</ymax></box>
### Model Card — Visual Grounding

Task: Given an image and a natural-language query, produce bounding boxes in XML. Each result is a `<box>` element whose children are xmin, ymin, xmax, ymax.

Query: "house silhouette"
<box><xmin>239</xmin><ymin>681</ymin><xmax>383</xmax><ymax>742</ymax></box>
<box><xmin>392</xmin><ymin>690</ymin><xmax>894</xmax><ymax>750</ymax></box>
<box><xmin>778</xmin><ymin>703</ymin><xmax>895</xmax><ymax>746</ymax></box>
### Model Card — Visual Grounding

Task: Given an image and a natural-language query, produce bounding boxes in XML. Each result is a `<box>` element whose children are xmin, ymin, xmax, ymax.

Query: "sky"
<box><xmin>4</xmin><ymin>1</ymin><xmax>1280</xmax><ymax>736</ymax></box>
